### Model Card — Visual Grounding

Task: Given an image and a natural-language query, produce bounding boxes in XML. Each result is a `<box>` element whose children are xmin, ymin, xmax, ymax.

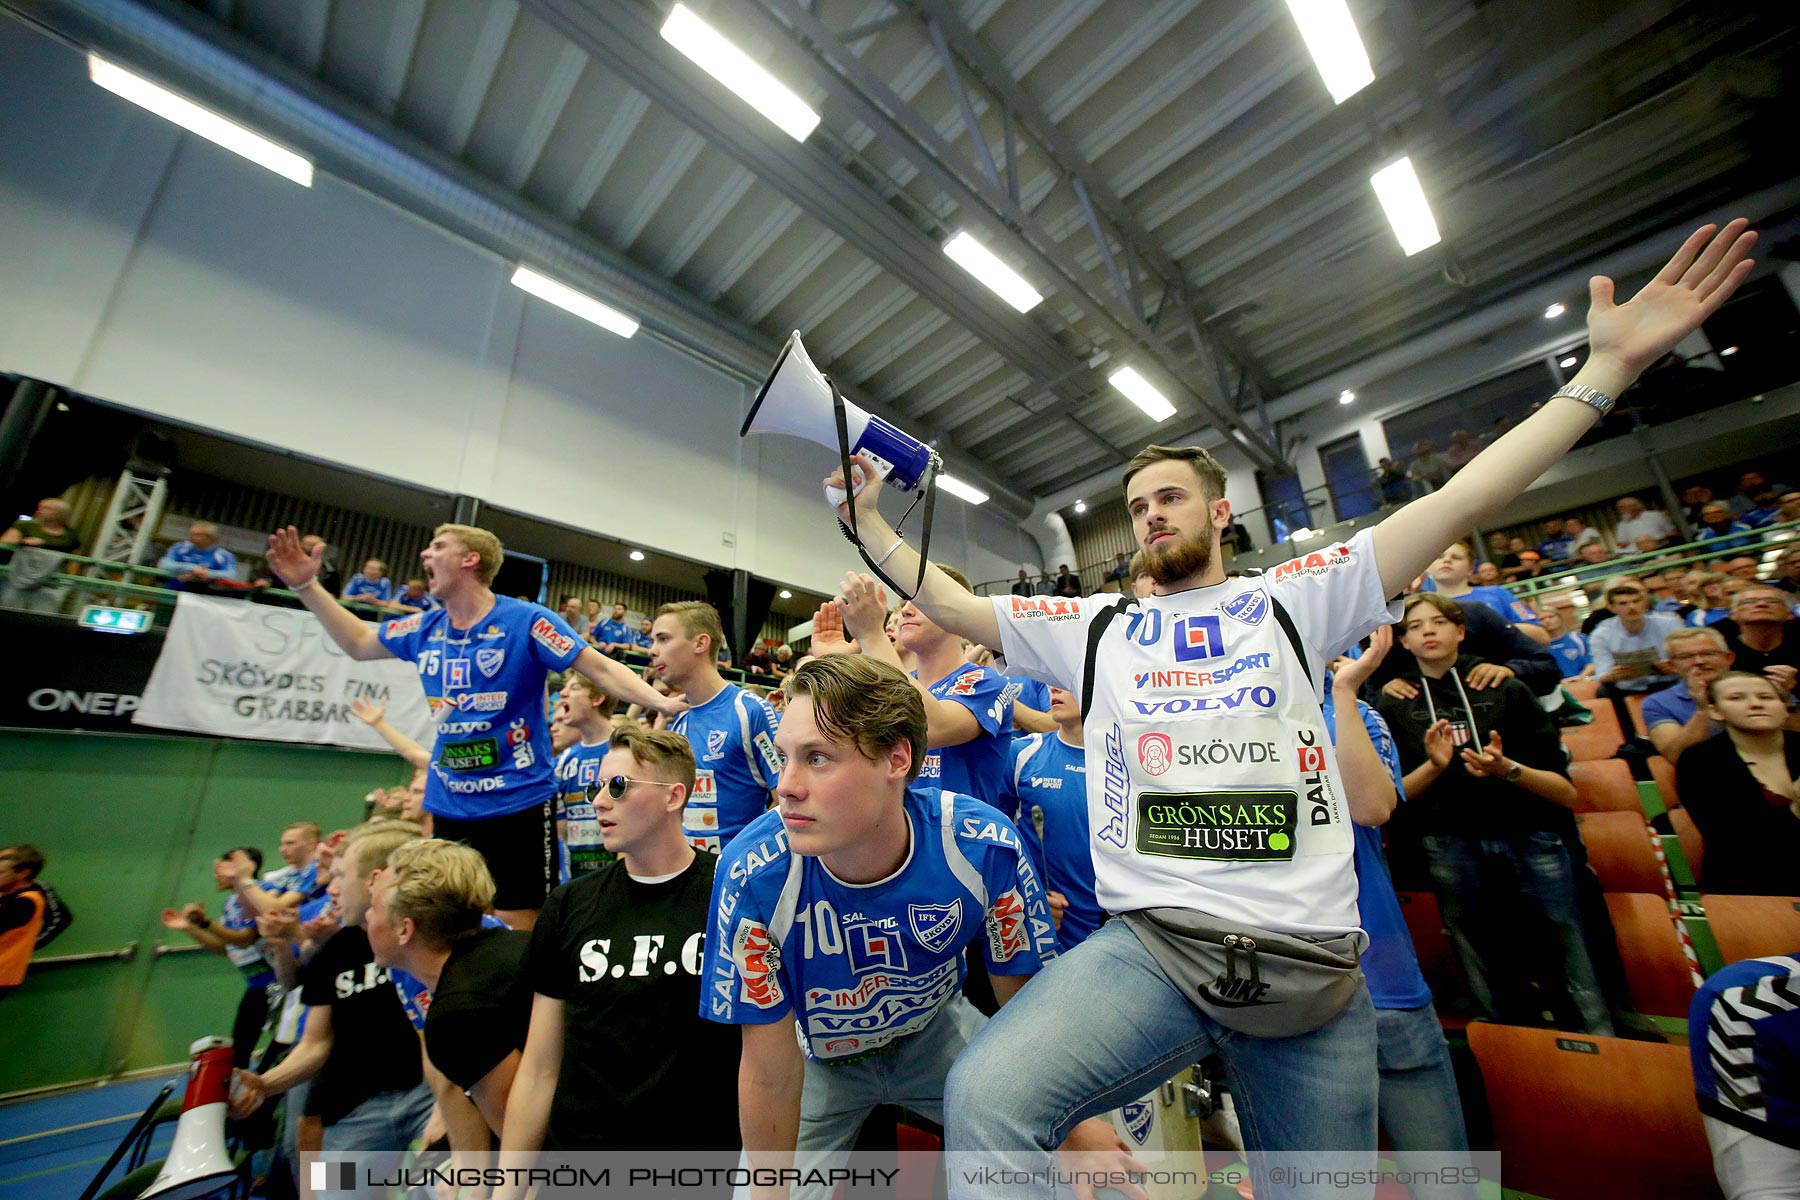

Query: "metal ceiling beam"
<box><xmin>740</xmin><ymin>0</ymin><xmax>1284</xmax><ymax>471</ymax></box>
<box><xmin>894</xmin><ymin>0</ymin><xmax>1283</xmax><ymax>405</ymax></box>
<box><xmin>3</xmin><ymin>0</ymin><xmax>1038</xmax><ymax>517</ymax></box>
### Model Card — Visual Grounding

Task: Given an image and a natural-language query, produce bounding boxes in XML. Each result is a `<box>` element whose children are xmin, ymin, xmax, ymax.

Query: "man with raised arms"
<box><xmin>817</xmin><ymin>219</ymin><xmax>1756</xmax><ymax>1196</ymax></box>
<box><xmin>265</xmin><ymin>522</ymin><xmax>684</xmax><ymax>928</ymax></box>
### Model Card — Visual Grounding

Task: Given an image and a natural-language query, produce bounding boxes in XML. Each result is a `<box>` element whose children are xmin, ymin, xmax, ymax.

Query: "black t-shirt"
<box><xmin>299</xmin><ymin>927</ymin><xmax>423</xmax><ymax>1125</ymax></box>
<box><xmin>423</xmin><ymin>928</ymin><xmax>533</xmax><ymax>1091</ymax></box>
<box><xmin>526</xmin><ymin>855</ymin><xmax>740</xmax><ymax>1151</ymax></box>
<box><xmin>1673</xmin><ymin>730</ymin><xmax>1800</xmax><ymax>895</ymax></box>
<box><xmin>1717</xmin><ymin>620</ymin><xmax>1800</xmax><ymax>679</ymax></box>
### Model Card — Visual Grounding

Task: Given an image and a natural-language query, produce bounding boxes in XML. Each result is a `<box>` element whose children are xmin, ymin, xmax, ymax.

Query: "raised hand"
<box><xmin>822</xmin><ymin>452</ymin><xmax>885</xmax><ymax>525</ymax></box>
<box><xmin>264</xmin><ymin>525</ymin><xmax>324</xmax><ymax>589</ymax></box>
<box><xmin>809</xmin><ymin>599</ymin><xmax>860</xmax><ymax>656</ymax></box>
<box><xmin>1331</xmin><ymin>625</ymin><xmax>1393</xmax><ymax>693</ymax></box>
<box><xmin>159</xmin><ymin>907</ymin><xmax>189</xmax><ymax>931</ymax></box>
<box><xmin>350</xmin><ymin>697</ymin><xmax>387</xmax><ymax>726</ymax></box>
<box><xmin>1423</xmin><ymin>719</ymin><xmax>1456</xmax><ymax>770</ymax></box>
<box><xmin>836</xmin><ymin>573</ymin><xmax>889</xmax><ymax>645</ymax></box>
<box><xmin>1586</xmin><ymin>219</ymin><xmax>1756</xmax><ymax>377</ymax></box>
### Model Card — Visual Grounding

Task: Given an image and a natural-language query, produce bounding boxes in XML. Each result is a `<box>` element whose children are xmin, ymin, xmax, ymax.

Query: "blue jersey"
<box><xmin>1002</xmin><ymin>676</ymin><xmax>1051</xmax><ymax>718</ymax></box>
<box><xmin>1689</xmin><ymin>608</ymin><xmax>1731</xmax><ymax>627</ymax></box>
<box><xmin>1423</xmin><ymin>579</ymin><xmax>1538</xmax><ymax>625</ymax></box>
<box><xmin>220</xmin><ymin>894</ymin><xmax>274</xmax><ymax>986</ymax></box>
<box><xmin>1005</xmin><ymin>732</ymin><xmax>1100</xmax><ymax>951</ymax></box>
<box><xmin>1321</xmin><ymin>693</ymin><xmax>1433</xmax><ymax>1011</ymax></box>
<box><xmin>553</xmin><ymin>739</ymin><xmax>615</xmax><ymax>881</ymax></box>
<box><xmin>392</xmin><ymin>914</ymin><xmax>511</xmax><ymax>1031</ymax></box>
<box><xmin>394</xmin><ymin>591</ymin><xmax>439</xmax><ymax>612</ymax></box>
<box><xmin>1547</xmin><ymin>632</ymin><xmax>1591</xmax><ymax>677</ymax></box>
<box><xmin>916</xmin><ymin>664</ymin><xmax>1013</xmax><ymax>803</ymax></box>
<box><xmin>632</xmin><ymin>629</ymin><xmax>653</xmax><ymax>650</ymax></box>
<box><xmin>343</xmin><ymin>573</ymin><xmax>394</xmax><ymax>604</ymax></box>
<box><xmin>702</xmin><ymin>788</ymin><xmax>1056</xmax><ymax>1061</ymax></box>
<box><xmin>262</xmin><ymin>860</ymin><xmax>326</xmax><ymax>903</ymax></box>
<box><xmin>378</xmin><ymin>597</ymin><xmax>585</xmax><ymax>821</ymax></box>
<box><xmin>670</xmin><ymin>683</ymin><xmax>781</xmax><ymax>852</ymax></box>
<box><xmin>593</xmin><ymin>618</ymin><xmax>633</xmax><ymax>647</ymax></box>
<box><xmin>1690</xmin><ymin>955</ymin><xmax>1800</xmax><ymax>1149</ymax></box>
<box><xmin>159</xmin><ymin>541</ymin><xmax>237</xmax><ymax>586</ymax></box>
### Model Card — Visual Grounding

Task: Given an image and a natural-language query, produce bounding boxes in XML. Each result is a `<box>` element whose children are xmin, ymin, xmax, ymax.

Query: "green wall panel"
<box><xmin>0</xmin><ymin>729</ymin><xmax>393</xmax><ymax>1095</ymax></box>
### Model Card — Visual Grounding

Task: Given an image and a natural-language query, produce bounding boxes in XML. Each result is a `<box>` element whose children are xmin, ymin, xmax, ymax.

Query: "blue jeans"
<box><xmin>1421</xmin><ymin>832</ymin><xmax>1614</xmax><ymax>1035</ymax></box>
<box><xmin>944</xmin><ymin>920</ymin><xmax>1378</xmax><ymax>1200</ymax></box>
<box><xmin>317</xmin><ymin>1082</ymin><xmax>433</xmax><ymax>1196</ymax></box>
<box><xmin>1375</xmin><ymin>1003</ymin><xmax>1476</xmax><ymax>1200</ymax></box>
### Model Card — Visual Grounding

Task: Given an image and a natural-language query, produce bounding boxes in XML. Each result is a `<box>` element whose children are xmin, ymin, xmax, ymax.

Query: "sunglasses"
<box><xmin>603</xmin><ymin>775</ymin><xmax>675</xmax><ymax>799</ymax></box>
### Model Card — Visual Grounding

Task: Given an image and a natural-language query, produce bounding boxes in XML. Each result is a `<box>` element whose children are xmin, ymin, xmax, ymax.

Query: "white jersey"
<box><xmin>990</xmin><ymin>529</ymin><xmax>1399</xmax><ymax>936</ymax></box>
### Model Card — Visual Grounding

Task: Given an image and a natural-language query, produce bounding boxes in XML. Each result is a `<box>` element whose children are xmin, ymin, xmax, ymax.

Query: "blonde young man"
<box><xmin>819</xmin><ymin>220</ymin><xmax>1757</xmax><ymax>1195</ymax></box>
<box><xmin>368</xmin><ymin>840</ymin><xmax>532</xmax><ymax>1139</ymax></box>
<box><xmin>265</xmin><ymin>523</ymin><xmax>684</xmax><ymax>927</ymax></box>
<box><xmin>651</xmin><ymin>600</ymin><xmax>782</xmax><ymax>852</ymax></box>
<box><xmin>503</xmin><ymin>727</ymin><xmax>738</xmax><ymax>1159</ymax></box>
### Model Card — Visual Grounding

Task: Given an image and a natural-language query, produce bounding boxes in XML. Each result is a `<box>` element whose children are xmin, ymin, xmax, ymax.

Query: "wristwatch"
<box><xmin>1503</xmin><ymin>761</ymin><xmax>1524</xmax><ymax>783</ymax></box>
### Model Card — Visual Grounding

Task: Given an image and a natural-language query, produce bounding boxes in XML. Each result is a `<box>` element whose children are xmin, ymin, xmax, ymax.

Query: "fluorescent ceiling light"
<box><xmin>1544</xmin><ymin>302</ymin><xmax>1566</xmax><ymax>319</ymax></box>
<box><xmin>510</xmin><ymin>267</ymin><xmax>639</xmax><ymax>338</ymax></box>
<box><xmin>1721</xmin><ymin>345</ymin><xmax>1739</xmax><ymax>357</ymax></box>
<box><xmin>1108</xmin><ymin>366</ymin><xmax>1177</xmax><ymax>422</ymax></box>
<box><xmin>942</xmin><ymin>231</ymin><xmax>1042</xmax><ymax>312</ymax></box>
<box><xmin>1560</xmin><ymin>355</ymin><xmax>1579</xmax><ymax>368</ymax></box>
<box><xmin>1284</xmin><ymin>0</ymin><xmax>1375</xmax><ymax>104</ymax></box>
<box><xmin>88</xmin><ymin>54</ymin><xmax>313</xmax><ymax>186</ymax></box>
<box><xmin>937</xmin><ymin>474</ymin><xmax>990</xmax><ymax>505</ymax></box>
<box><xmin>779</xmin><ymin>589</ymin><xmax>792</xmax><ymax>599</ymax></box>
<box><xmin>1369</xmin><ymin>157</ymin><xmax>1440</xmax><ymax>256</ymax></box>
<box><xmin>629</xmin><ymin>550</ymin><xmax>646</xmax><ymax>562</ymax></box>
<box><xmin>1338</xmin><ymin>389</ymin><xmax>1356</xmax><ymax>405</ymax></box>
<box><xmin>660</xmin><ymin>4</ymin><xmax>820</xmax><ymax>141</ymax></box>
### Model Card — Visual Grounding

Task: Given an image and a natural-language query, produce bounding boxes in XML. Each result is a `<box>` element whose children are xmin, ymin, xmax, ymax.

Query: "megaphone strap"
<box><xmin>831</xmin><ymin>375</ymin><xmax>935</xmax><ymax>602</ymax></box>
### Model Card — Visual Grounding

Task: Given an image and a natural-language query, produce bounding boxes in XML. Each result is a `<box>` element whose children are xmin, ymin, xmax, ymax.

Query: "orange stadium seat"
<box><xmin>1561</xmin><ymin>721</ymin><xmax>1624</xmax><ymax>763</ymax></box>
<box><xmin>1568</xmin><ymin>758</ymin><xmax>1642</xmax><ymax>813</ymax></box>
<box><xmin>1604</xmin><ymin>892</ymin><xmax>1698</xmax><ymax>1018</ymax></box>
<box><xmin>1469</xmin><ymin>1022</ymin><xmax>1716</xmax><ymax>1199</ymax></box>
<box><xmin>1576</xmin><ymin>812</ymin><xmax>1665</xmax><ymax>893</ymax></box>
<box><xmin>1624</xmin><ymin>691</ymin><xmax>1649</xmax><ymax>737</ymax></box>
<box><xmin>1703</xmin><ymin>894</ymin><xmax>1800</xmax><ymax>965</ymax></box>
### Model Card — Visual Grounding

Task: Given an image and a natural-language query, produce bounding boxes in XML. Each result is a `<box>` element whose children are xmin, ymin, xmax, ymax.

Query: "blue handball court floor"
<box><xmin>0</xmin><ymin>1076</ymin><xmax>180</xmax><ymax>1200</ymax></box>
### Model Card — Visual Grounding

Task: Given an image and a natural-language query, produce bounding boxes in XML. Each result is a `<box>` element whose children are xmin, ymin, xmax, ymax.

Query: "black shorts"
<box><xmin>433</xmin><ymin>798</ymin><xmax>555</xmax><ymax>912</ymax></box>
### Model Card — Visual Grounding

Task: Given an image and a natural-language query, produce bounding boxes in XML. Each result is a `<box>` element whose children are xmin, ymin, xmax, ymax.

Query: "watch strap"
<box><xmin>1552</xmin><ymin>382</ymin><xmax>1616</xmax><ymax>416</ymax></box>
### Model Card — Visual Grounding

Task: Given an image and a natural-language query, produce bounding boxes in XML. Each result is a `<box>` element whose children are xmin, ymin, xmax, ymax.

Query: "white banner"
<box><xmin>134</xmin><ymin>595</ymin><xmax>436</xmax><ymax>752</ymax></box>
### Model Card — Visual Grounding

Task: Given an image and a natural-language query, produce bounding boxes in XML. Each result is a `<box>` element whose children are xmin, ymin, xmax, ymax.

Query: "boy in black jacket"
<box><xmin>1377</xmin><ymin>593</ymin><xmax>1614</xmax><ymax>1035</ymax></box>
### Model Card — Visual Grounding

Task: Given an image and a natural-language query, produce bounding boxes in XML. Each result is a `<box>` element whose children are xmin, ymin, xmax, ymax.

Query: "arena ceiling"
<box><xmin>17</xmin><ymin>0</ymin><xmax>1799</xmax><ymax>506</ymax></box>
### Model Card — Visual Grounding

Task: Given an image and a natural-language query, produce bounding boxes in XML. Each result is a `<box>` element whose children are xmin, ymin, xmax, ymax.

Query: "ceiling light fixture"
<box><xmin>660</xmin><ymin>4</ymin><xmax>820</xmax><ymax>141</ymax></box>
<box><xmin>510</xmin><ymin>267</ymin><xmax>639</xmax><ymax>338</ymax></box>
<box><xmin>1721</xmin><ymin>345</ymin><xmax>1739</xmax><ymax>357</ymax></box>
<box><xmin>1544</xmin><ymin>303</ymin><xmax>1566</xmax><ymax>319</ymax></box>
<box><xmin>942</xmin><ymin>231</ymin><xmax>1043</xmax><ymax>312</ymax></box>
<box><xmin>1284</xmin><ymin>0</ymin><xmax>1375</xmax><ymax>104</ymax></box>
<box><xmin>779</xmin><ymin>589</ymin><xmax>792</xmax><ymax>599</ymax></box>
<box><xmin>88</xmin><ymin>54</ymin><xmax>313</xmax><ymax>186</ymax></box>
<box><xmin>1108</xmin><ymin>366</ymin><xmax>1177</xmax><ymax>422</ymax></box>
<box><xmin>1369</xmin><ymin>157</ymin><xmax>1440</xmax><ymax>256</ymax></box>
<box><xmin>1338</xmin><ymin>389</ymin><xmax>1356</xmax><ymax>405</ymax></box>
<box><xmin>629</xmin><ymin>550</ymin><xmax>646</xmax><ymax>562</ymax></box>
<box><xmin>1559</xmin><ymin>355</ymin><xmax>1579</xmax><ymax>368</ymax></box>
<box><xmin>1073</xmin><ymin>500</ymin><xmax>1087</xmax><ymax>514</ymax></box>
<box><xmin>937</xmin><ymin>474</ymin><xmax>990</xmax><ymax>505</ymax></box>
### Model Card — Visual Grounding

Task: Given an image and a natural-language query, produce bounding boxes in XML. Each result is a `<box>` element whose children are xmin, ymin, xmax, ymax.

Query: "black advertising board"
<box><xmin>1</xmin><ymin>611</ymin><xmax>165</xmax><ymax>733</ymax></box>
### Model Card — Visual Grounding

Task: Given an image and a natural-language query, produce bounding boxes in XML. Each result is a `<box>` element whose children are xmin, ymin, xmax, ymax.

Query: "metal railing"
<box><xmin>31</xmin><ymin>941</ymin><xmax>207</xmax><ymax>968</ymax></box>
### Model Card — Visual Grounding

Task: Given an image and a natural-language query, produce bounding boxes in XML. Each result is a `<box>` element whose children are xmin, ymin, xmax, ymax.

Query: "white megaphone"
<box><xmin>741</xmin><ymin>332</ymin><xmax>938</xmax><ymax>508</ymax></box>
<box><xmin>138</xmin><ymin>1037</ymin><xmax>239</xmax><ymax>1199</ymax></box>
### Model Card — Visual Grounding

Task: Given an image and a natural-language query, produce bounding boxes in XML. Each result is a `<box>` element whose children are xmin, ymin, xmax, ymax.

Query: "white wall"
<box><xmin>0</xmin><ymin>20</ymin><xmax>1021</xmax><ymax>596</ymax></box>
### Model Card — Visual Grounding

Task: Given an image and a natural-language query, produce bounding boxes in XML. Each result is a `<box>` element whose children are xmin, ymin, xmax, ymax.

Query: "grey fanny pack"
<box><xmin>1121</xmin><ymin>908</ymin><xmax>1368</xmax><ymax>1038</ymax></box>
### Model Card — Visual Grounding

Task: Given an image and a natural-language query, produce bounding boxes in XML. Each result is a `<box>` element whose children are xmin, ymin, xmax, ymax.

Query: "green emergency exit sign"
<box><xmin>79</xmin><ymin>605</ymin><xmax>152</xmax><ymax>634</ymax></box>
